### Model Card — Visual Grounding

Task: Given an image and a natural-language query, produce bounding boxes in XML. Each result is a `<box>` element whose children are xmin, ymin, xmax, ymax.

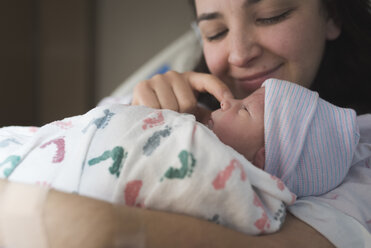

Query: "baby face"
<box><xmin>208</xmin><ymin>87</ymin><xmax>265</xmax><ymax>163</ymax></box>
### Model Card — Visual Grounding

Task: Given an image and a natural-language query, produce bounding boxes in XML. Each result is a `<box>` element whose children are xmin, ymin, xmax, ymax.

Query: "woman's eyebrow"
<box><xmin>196</xmin><ymin>0</ymin><xmax>263</xmax><ymax>24</ymax></box>
<box><xmin>245</xmin><ymin>0</ymin><xmax>262</xmax><ymax>6</ymax></box>
<box><xmin>196</xmin><ymin>12</ymin><xmax>222</xmax><ymax>24</ymax></box>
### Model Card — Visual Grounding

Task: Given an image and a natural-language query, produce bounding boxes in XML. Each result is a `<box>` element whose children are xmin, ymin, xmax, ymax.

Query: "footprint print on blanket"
<box><xmin>253</xmin><ymin>194</ymin><xmax>270</xmax><ymax>233</ymax></box>
<box><xmin>0</xmin><ymin>138</ymin><xmax>22</xmax><ymax>148</ymax></box>
<box><xmin>40</xmin><ymin>137</ymin><xmax>66</xmax><ymax>163</ymax></box>
<box><xmin>124</xmin><ymin>180</ymin><xmax>143</xmax><ymax>207</ymax></box>
<box><xmin>142</xmin><ymin>111</ymin><xmax>164</xmax><ymax>130</ymax></box>
<box><xmin>142</xmin><ymin>126</ymin><xmax>172</xmax><ymax>156</ymax></box>
<box><xmin>212</xmin><ymin>159</ymin><xmax>246</xmax><ymax>190</ymax></box>
<box><xmin>0</xmin><ymin>155</ymin><xmax>21</xmax><ymax>178</ymax></box>
<box><xmin>161</xmin><ymin>150</ymin><xmax>196</xmax><ymax>181</ymax></box>
<box><xmin>88</xmin><ymin>146</ymin><xmax>127</xmax><ymax>177</ymax></box>
<box><xmin>82</xmin><ymin>109</ymin><xmax>115</xmax><ymax>133</ymax></box>
<box><xmin>208</xmin><ymin>214</ymin><xmax>221</xmax><ymax>225</ymax></box>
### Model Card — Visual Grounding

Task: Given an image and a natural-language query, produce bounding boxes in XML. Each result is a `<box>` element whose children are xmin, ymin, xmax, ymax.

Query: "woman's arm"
<box><xmin>0</xmin><ymin>179</ymin><xmax>334</xmax><ymax>248</ymax></box>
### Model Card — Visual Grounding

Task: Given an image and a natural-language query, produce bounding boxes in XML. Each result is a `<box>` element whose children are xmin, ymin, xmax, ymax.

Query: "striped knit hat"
<box><xmin>263</xmin><ymin>79</ymin><xmax>359</xmax><ymax>197</ymax></box>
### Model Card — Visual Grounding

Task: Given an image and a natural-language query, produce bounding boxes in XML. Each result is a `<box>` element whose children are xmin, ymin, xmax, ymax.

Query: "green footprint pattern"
<box><xmin>162</xmin><ymin>150</ymin><xmax>196</xmax><ymax>181</ymax></box>
<box><xmin>88</xmin><ymin>146</ymin><xmax>127</xmax><ymax>178</ymax></box>
<box><xmin>0</xmin><ymin>155</ymin><xmax>21</xmax><ymax>178</ymax></box>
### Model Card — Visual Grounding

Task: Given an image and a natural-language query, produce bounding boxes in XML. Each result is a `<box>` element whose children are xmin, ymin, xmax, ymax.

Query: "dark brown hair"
<box><xmin>311</xmin><ymin>0</ymin><xmax>371</xmax><ymax>114</ymax></box>
<box><xmin>189</xmin><ymin>0</ymin><xmax>371</xmax><ymax>114</ymax></box>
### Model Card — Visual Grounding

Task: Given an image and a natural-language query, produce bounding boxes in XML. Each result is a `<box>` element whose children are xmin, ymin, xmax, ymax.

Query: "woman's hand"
<box><xmin>132</xmin><ymin>71</ymin><xmax>233</xmax><ymax>115</ymax></box>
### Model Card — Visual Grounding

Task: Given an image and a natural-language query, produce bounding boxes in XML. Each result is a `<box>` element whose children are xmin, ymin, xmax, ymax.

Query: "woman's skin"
<box><xmin>132</xmin><ymin>0</ymin><xmax>341</xmax><ymax>119</ymax></box>
<box><xmin>0</xmin><ymin>179</ymin><xmax>334</xmax><ymax>248</ymax></box>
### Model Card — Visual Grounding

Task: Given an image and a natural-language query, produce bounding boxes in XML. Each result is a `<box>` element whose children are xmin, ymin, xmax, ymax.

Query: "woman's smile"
<box><xmin>234</xmin><ymin>63</ymin><xmax>283</xmax><ymax>93</ymax></box>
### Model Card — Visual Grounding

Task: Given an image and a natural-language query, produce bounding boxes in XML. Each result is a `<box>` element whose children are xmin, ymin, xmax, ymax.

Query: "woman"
<box><xmin>133</xmin><ymin>0</ymin><xmax>371</xmax><ymax>115</ymax></box>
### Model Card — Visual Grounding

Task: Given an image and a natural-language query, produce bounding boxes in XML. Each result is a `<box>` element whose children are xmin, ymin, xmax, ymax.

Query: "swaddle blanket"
<box><xmin>0</xmin><ymin>105</ymin><xmax>295</xmax><ymax>235</ymax></box>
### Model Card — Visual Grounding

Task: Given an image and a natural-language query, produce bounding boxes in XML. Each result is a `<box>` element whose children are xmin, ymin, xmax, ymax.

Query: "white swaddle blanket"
<box><xmin>0</xmin><ymin>104</ymin><xmax>295</xmax><ymax>235</ymax></box>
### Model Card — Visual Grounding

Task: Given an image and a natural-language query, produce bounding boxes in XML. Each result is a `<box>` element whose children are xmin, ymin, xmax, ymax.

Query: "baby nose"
<box><xmin>220</xmin><ymin>99</ymin><xmax>230</xmax><ymax>110</ymax></box>
<box><xmin>220</xmin><ymin>99</ymin><xmax>238</xmax><ymax>110</ymax></box>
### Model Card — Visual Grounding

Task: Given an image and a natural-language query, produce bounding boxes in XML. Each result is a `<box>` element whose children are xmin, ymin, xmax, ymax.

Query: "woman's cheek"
<box><xmin>263</xmin><ymin>20</ymin><xmax>325</xmax><ymax>87</ymax></box>
<box><xmin>203</xmin><ymin>44</ymin><xmax>228</xmax><ymax>78</ymax></box>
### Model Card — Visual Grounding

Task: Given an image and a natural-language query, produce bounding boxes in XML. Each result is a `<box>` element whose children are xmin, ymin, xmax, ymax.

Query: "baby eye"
<box><xmin>240</xmin><ymin>105</ymin><xmax>249</xmax><ymax>113</ymax></box>
<box><xmin>256</xmin><ymin>9</ymin><xmax>293</xmax><ymax>25</ymax></box>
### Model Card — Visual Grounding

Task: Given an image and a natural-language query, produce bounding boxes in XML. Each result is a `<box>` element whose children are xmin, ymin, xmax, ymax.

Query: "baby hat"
<box><xmin>263</xmin><ymin>79</ymin><xmax>360</xmax><ymax>197</ymax></box>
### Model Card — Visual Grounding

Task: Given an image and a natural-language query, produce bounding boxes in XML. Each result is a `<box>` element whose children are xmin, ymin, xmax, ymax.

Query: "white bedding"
<box><xmin>290</xmin><ymin>114</ymin><xmax>371</xmax><ymax>247</ymax></box>
<box><xmin>0</xmin><ymin>104</ymin><xmax>295</xmax><ymax>235</ymax></box>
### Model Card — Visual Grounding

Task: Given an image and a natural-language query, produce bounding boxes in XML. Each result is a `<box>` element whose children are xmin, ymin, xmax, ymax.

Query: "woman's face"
<box><xmin>195</xmin><ymin>0</ymin><xmax>340</xmax><ymax>98</ymax></box>
<box><xmin>208</xmin><ymin>87</ymin><xmax>265</xmax><ymax>162</ymax></box>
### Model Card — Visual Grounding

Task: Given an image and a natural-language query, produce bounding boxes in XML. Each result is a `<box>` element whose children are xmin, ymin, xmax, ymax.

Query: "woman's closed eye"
<box><xmin>256</xmin><ymin>9</ymin><xmax>294</xmax><ymax>25</ymax></box>
<box><xmin>207</xmin><ymin>29</ymin><xmax>228</xmax><ymax>41</ymax></box>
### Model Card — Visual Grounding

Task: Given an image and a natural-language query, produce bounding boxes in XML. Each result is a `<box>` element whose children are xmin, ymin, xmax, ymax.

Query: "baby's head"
<box><xmin>208</xmin><ymin>79</ymin><xmax>360</xmax><ymax>197</ymax></box>
<box><xmin>208</xmin><ymin>87</ymin><xmax>266</xmax><ymax>169</ymax></box>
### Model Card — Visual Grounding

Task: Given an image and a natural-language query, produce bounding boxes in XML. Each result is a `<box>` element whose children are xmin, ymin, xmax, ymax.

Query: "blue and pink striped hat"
<box><xmin>263</xmin><ymin>79</ymin><xmax>360</xmax><ymax>197</ymax></box>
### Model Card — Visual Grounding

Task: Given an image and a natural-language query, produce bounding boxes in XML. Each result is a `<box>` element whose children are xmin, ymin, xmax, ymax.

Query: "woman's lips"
<box><xmin>236</xmin><ymin>64</ymin><xmax>283</xmax><ymax>93</ymax></box>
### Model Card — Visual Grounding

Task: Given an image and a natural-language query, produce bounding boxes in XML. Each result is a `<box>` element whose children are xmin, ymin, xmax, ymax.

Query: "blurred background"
<box><xmin>0</xmin><ymin>0</ymin><xmax>193</xmax><ymax>126</ymax></box>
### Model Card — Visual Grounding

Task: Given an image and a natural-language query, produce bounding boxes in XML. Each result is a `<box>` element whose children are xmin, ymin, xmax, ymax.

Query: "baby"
<box><xmin>0</xmin><ymin>79</ymin><xmax>360</xmax><ymax>235</ymax></box>
<box><xmin>209</xmin><ymin>79</ymin><xmax>360</xmax><ymax>197</ymax></box>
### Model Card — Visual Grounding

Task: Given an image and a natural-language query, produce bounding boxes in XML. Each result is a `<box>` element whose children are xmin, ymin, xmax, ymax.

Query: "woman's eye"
<box><xmin>207</xmin><ymin>29</ymin><xmax>228</xmax><ymax>41</ymax></box>
<box><xmin>256</xmin><ymin>9</ymin><xmax>293</xmax><ymax>25</ymax></box>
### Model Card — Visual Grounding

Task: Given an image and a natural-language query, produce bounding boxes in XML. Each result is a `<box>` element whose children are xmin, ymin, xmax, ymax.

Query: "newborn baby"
<box><xmin>0</xmin><ymin>79</ymin><xmax>359</xmax><ymax>235</ymax></box>
<box><xmin>208</xmin><ymin>79</ymin><xmax>359</xmax><ymax>197</ymax></box>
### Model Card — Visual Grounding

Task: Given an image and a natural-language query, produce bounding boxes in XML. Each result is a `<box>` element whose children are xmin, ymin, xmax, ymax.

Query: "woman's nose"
<box><xmin>228</xmin><ymin>30</ymin><xmax>262</xmax><ymax>67</ymax></box>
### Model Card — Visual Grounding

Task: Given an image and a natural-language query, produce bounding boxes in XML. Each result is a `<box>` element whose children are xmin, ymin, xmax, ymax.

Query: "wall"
<box><xmin>94</xmin><ymin>0</ymin><xmax>193</xmax><ymax>103</ymax></box>
<box><xmin>0</xmin><ymin>1</ymin><xmax>37</xmax><ymax>126</ymax></box>
<box><xmin>0</xmin><ymin>0</ymin><xmax>192</xmax><ymax>126</ymax></box>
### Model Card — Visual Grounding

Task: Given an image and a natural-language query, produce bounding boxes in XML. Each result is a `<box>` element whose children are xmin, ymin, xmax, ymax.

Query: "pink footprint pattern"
<box><xmin>40</xmin><ymin>137</ymin><xmax>66</xmax><ymax>163</ymax></box>
<box><xmin>270</xmin><ymin>175</ymin><xmax>285</xmax><ymax>191</ymax></box>
<box><xmin>36</xmin><ymin>181</ymin><xmax>52</xmax><ymax>188</ymax></box>
<box><xmin>53</xmin><ymin>121</ymin><xmax>73</xmax><ymax>130</ymax></box>
<box><xmin>124</xmin><ymin>180</ymin><xmax>144</xmax><ymax>207</ymax></box>
<box><xmin>142</xmin><ymin>111</ymin><xmax>164</xmax><ymax>130</ymax></box>
<box><xmin>212</xmin><ymin>159</ymin><xmax>246</xmax><ymax>190</ymax></box>
<box><xmin>29</xmin><ymin>127</ymin><xmax>39</xmax><ymax>133</ymax></box>
<box><xmin>253</xmin><ymin>194</ymin><xmax>270</xmax><ymax>233</ymax></box>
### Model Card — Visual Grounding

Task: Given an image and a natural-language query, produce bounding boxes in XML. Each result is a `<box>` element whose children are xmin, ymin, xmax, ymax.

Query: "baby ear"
<box><xmin>326</xmin><ymin>18</ymin><xmax>341</xmax><ymax>40</ymax></box>
<box><xmin>253</xmin><ymin>147</ymin><xmax>265</xmax><ymax>170</ymax></box>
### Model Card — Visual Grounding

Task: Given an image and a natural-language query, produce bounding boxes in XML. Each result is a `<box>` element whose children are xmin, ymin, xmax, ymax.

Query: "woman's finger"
<box><xmin>167</xmin><ymin>71</ymin><xmax>198</xmax><ymax>113</ymax></box>
<box><xmin>185</xmin><ymin>72</ymin><xmax>234</xmax><ymax>102</ymax></box>
<box><xmin>150</xmin><ymin>74</ymin><xmax>180</xmax><ymax>111</ymax></box>
<box><xmin>132</xmin><ymin>81</ymin><xmax>161</xmax><ymax>109</ymax></box>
